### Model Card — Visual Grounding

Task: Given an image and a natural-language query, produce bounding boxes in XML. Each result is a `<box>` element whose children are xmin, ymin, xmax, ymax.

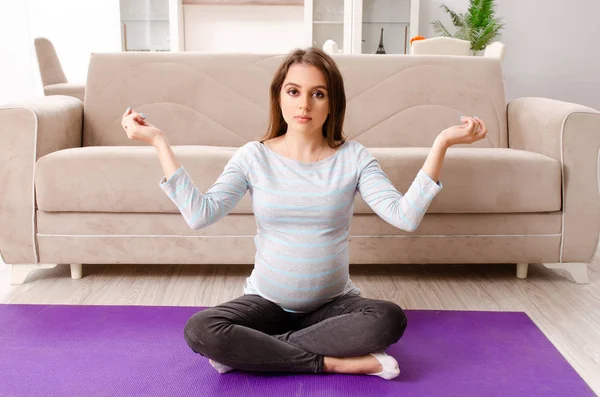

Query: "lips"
<box><xmin>295</xmin><ymin>116</ymin><xmax>312</xmax><ymax>120</ymax></box>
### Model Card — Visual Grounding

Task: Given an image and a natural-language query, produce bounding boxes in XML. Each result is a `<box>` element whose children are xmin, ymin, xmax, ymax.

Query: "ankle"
<box><xmin>323</xmin><ymin>355</ymin><xmax>382</xmax><ymax>374</ymax></box>
<box><xmin>323</xmin><ymin>356</ymin><xmax>340</xmax><ymax>373</ymax></box>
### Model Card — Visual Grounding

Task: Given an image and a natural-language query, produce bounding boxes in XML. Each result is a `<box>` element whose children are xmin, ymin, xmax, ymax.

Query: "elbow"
<box><xmin>403</xmin><ymin>224</ymin><xmax>418</xmax><ymax>233</ymax></box>
<box><xmin>387</xmin><ymin>217</ymin><xmax>418</xmax><ymax>232</ymax></box>
<box><xmin>399</xmin><ymin>220</ymin><xmax>419</xmax><ymax>233</ymax></box>
<box><xmin>182</xmin><ymin>207</ymin><xmax>211</xmax><ymax>230</ymax></box>
<box><xmin>188</xmin><ymin>220</ymin><xmax>205</xmax><ymax>231</ymax></box>
<box><xmin>185</xmin><ymin>214</ymin><xmax>206</xmax><ymax>230</ymax></box>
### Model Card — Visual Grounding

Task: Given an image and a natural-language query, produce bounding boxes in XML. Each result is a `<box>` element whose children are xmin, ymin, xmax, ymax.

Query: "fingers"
<box><xmin>121</xmin><ymin>107</ymin><xmax>148</xmax><ymax>130</ymax></box>
<box><xmin>453</xmin><ymin>115</ymin><xmax>487</xmax><ymax>144</ymax></box>
<box><xmin>460</xmin><ymin>116</ymin><xmax>477</xmax><ymax>133</ymax></box>
<box><xmin>125</xmin><ymin>115</ymin><xmax>137</xmax><ymax>133</ymax></box>
<box><xmin>122</xmin><ymin>107</ymin><xmax>145</xmax><ymax>119</ymax></box>
<box><xmin>472</xmin><ymin>117</ymin><xmax>486</xmax><ymax>133</ymax></box>
<box><xmin>475</xmin><ymin>117</ymin><xmax>486</xmax><ymax>133</ymax></box>
<box><xmin>459</xmin><ymin>116</ymin><xmax>471</xmax><ymax>129</ymax></box>
<box><xmin>122</xmin><ymin>107</ymin><xmax>133</xmax><ymax>129</ymax></box>
<box><xmin>473</xmin><ymin>117</ymin><xmax>487</xmax><ymax>141</ymax></box>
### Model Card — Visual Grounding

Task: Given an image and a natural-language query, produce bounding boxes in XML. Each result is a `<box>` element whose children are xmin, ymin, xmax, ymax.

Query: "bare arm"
<box><xmin>420</xmin><ymin>137</ymin><xmax>448</xmax><ymax>184</ymax></box>
<box><xmin>152</xmin><ymin>134</ymin><xmax>181</xmax><ymax>181</ymax></box>
<box><xmin>121</xmin><ymin>107</ymin><xmax>181</xmax><ymax>180</ymax></box>
<box><xmin>121</xmin><ymin>107</ymin><xmax>249</xmax><ymax>230</ymax></box>
<box><xmin>357</xmin><ymin>116</ymin><xmax>488</xmax><ymax>232</ymax></box>
<box><xmin>421</xmin><ymin>116</ymin><xmax>488</xmax><ymax>182</ymax></box>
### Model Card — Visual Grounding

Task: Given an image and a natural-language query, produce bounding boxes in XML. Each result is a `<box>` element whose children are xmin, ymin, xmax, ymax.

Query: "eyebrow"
<box><xmin>284</xmin><ymin>82</ymin><xmax>328</xmax><ymax>91</ymax></box>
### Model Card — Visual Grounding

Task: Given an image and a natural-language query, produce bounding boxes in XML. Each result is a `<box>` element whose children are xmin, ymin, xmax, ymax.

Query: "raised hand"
<box><xmin>439</xmin><ymin>116</ymin><xmax>488</xmax><ymax>147</ymax></box>
<box><xmin>121</xmin><ymin>107</ymin><xmax>163</xmax><ymax>146</ymax></box>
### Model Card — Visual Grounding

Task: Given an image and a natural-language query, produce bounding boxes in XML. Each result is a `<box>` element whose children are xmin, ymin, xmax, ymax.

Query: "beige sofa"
<box><xmin>1</xmin><ymin>53</ymin><xmax>599</xmax><ymax>285</ymax></box>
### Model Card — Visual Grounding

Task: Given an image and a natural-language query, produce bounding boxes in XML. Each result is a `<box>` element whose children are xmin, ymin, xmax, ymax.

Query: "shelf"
<box><xmin>122</xmin><ymin>19</ymin><xmax>170</xmax><ymax>22</ymax></box>
<box><xmin>314</xmin><ymin>21</ymin><xmax>344</xmax><ymax>24</ymax></box>
<box><xmin>363</xmin><ymin>21</ymin><xmax>410</xmax><ymax>24</ymax></box>
<box><xmin>183</xmin><ymin>0</ymin><xmax>303</xmax><ymax>5</ymax></box>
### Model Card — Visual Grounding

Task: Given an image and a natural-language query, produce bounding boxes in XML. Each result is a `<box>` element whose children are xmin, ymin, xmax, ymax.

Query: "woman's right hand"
<box><xmin>121</xmin><ymin>107</ymin><xmax>164</xmax><ymax>146</ymax></box>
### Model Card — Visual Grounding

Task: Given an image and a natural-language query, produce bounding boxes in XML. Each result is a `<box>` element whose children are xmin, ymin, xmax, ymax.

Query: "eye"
<box><xmin>287</xmin><ymin>89</ymin><xmax>299</xmax><ymax>95</ymax></box>
<box><xmin>313</xmin><ymin>91</ymin><xmax>325</xmax><ymax>98</ymax></box>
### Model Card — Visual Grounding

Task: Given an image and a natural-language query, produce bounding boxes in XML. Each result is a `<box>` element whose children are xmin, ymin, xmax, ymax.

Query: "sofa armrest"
<box><xmin>44</xmin><ymin>83</ymin><xmax>85</xmax><ymax>102</ymax></box>
<box><xmin>508</xmin><ymin>97</ymin><xmax>600</xmax><ymax>263</ymax></box>
<box><xmin>0</xmin><ymin>95</ymin><xmax>83</xmax><ymax>264</ymax></box>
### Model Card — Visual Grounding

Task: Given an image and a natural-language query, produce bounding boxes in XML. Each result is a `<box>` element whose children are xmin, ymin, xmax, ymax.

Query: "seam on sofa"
<box><xmin>594</xmin><ymin>149</ymin><xmax>600</xmax><ymax>262</ymax></box>
<box><xmin>589</xmin><ymin>149</ymin><xmax>600</xmax><ymax>263</ymax></box>
<box><xmin>559</xmin><ymin>112</ymin><xmax>567</xmax><ymax>264</ymax></box>
<box><xmin>597</xmin><ymin>149</ymin><xmax>600</xmax><ymax>200</ymax></box>
<box><xmin>130</xmin><ymin>101</ymin><xmax>248</xmax><ymax>144</ymax></box>
<box><xmin>351</xmin><ymin>104</ymin><xmax>497</xmax><ymax>148</ymax></box>
<box><xmin>30</xmin><ymin>108</ymin><xmax>40</xmax><ymax>265</ymax></box>
<box><xmin>347</xmin><ymin>64</ymin><xmax>503</xmax><ymax>148</ymax></box>
<box><xmin>36</xmin><ymin>233</ymin><xmax>562</xmax><ymax>238</ymax></box>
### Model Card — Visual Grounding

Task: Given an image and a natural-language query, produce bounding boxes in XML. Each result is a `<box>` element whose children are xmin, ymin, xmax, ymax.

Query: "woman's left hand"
<box><xmin>438</xmin><ymin>116</ymin><xmax>488</xmax><ymax>147</ymax></box>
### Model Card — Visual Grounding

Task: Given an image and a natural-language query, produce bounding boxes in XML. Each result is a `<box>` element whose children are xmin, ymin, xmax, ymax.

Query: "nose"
<box><xmin>299</xmin><ymin>94</ymin><xmax>311</xmax><ymax>111</ymax></box>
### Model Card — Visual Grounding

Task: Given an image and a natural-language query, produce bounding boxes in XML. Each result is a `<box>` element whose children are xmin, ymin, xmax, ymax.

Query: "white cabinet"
<box><xmin>305</xmin><ymin>0</ymin><xmax>419</xmax><ymax>54</ymax></box>
<box><xmin>120</xmin><ymin>0</ymin><xmax>184</xmax><ymax>51</ymax></box>
<box><xmin>304</xmin><ymin>0</ymin><xmax>353</xmax><ymax>54</ymax></box>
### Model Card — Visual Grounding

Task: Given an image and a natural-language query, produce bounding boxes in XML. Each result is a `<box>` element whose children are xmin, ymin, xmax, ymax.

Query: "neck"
<box><xmin>285</xmin><ymin>130</ymin><xmax>326</xmax><ymax>151</ymax></box>
<box><xmin>284</xmin><ymin>130</ymin><xmax>327</xmax><ymax>162</ymax></box>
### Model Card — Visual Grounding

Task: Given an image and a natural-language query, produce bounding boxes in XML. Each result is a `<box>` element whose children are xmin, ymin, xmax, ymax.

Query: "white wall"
<box><xmin>184</xmin><ymin>5</ymin><xmax>306</xmax><ymax>53</ymax></box>
<box><xmin>0</xmin><ymin>1</ymin><xmax>37</xmax><ymax>104</ymax></box>
<box><xmin>2</xmin><ymin>1</ymin><xmax>599</xmax><ymax>111</ymax></box>
<box><xmin>0</xmin><ymin>0</ymin><xmax>122</xmax><ymax>106</ymax></box>
<box><xmin>420</xmin><ymin>0</ymin><xmax>600</xmax><ymax>110</ymax></box>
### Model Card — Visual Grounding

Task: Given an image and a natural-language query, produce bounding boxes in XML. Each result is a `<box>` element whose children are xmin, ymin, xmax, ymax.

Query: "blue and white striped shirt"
<box><xmin>160</xmin><ymin>140</ymin><xmax>442</xmax><ymax>313</ymax></box>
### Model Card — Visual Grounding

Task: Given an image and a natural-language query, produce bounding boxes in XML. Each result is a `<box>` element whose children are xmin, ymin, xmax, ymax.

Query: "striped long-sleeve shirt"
<box><xmin>160</xmin><ymin>140</ymin><xmax>443</xmax><ymax>313</ymax></box>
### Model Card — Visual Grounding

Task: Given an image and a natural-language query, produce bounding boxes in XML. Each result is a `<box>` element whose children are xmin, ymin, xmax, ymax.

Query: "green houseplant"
<box><xmin>431</xmin><ymin>0</ymin><xmax>504</xmax><ymax>52</ymax></box>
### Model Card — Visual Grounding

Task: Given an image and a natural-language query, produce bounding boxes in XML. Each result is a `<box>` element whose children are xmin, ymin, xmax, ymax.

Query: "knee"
<box><xmin>376</xmin><ymin>302</ymin><xmax>408</xmax><ymax>344</ymax></box>
<box><xmin>183</xmin><ymin>310</ymin><xmax>226</xmax><ymax>356</ymax></box>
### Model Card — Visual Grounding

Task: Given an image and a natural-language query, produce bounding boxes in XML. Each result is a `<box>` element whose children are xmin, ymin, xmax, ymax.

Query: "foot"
<box><xmin>324</xmin><ymin>352</ymin><xmax>400</xmax><ymax>380</ymax></box>
<box><xmin>209</xmin><ymin>359</ymin><xmax>234</xmax><ymax>374</ymax></box>
<box><xmin>367</xmin><ymin>351</ymin><xmax>400</xmax><ymax>380</ymax></box>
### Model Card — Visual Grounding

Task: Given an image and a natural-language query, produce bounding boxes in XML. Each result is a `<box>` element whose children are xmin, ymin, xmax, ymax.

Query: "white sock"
<box><xmin>366</xmin><ymin>351</ymin><xmax>400</xmax><ymax>380</ymax></box>
<box><xmin>209</xmin><ymin>359</ymin><xmax>234</xmax><ymax>374</ymax></box>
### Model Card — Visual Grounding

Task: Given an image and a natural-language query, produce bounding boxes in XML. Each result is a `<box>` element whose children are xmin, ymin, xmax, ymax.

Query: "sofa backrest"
<box><xmin>83</xmin><ymin>52</ymin><xmax>507</xmax><ymax>148</ymax></box>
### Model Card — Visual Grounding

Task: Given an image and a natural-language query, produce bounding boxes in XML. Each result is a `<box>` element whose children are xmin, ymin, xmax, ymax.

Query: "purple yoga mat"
<box><xmin>0</xmin><ymin>304</ymin><xmax>594</xmax><ymax>397</ymax></box>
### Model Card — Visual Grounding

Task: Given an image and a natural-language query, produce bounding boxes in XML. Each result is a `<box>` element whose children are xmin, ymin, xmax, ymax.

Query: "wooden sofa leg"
<box><xmin>70</xmin><ymin>264</ymin><xmax>82</xmax><ymax>280</ymax></box>
<box><xmin>11</xmin><ymin>264</ymin><xmax>58</xmax><ymax>285</ymax></box>
<box><xmin>516</xmin><ymin>263</ymin><xmax>528</xmax><ymax>279</ymax></box>
<box><xmin>543</xmin><ymin>263</ymin><xmax>589</xmax><ymax>284</ymax></box>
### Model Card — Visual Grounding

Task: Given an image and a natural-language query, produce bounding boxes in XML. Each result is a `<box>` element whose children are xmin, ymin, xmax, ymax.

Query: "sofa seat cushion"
<box><xmin>35</xmin><ymin>145</ymin><xmax>561</xmax><ymax>214</ymax></box>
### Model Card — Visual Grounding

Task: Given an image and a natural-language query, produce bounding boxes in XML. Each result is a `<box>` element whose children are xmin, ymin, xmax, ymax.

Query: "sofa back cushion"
<box><xmin>83</xmin><ymin>53</ymin><xmax>507</xmax><ymax>148</ymax></box>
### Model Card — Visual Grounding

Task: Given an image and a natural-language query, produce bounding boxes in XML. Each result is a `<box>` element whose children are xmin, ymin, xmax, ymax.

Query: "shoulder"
<box><xmin>344</xmin><ymin>140</ymin><xmax>363</xmax><ymax>151</ymax></box>
<box><xmin>342</xmin><ymin>140</ymin><xmax>369</xmax><ymax>158</ymax></box>
<box><xmin>237</xmin><ymin>141</ymin><xmax>263</xmax><ymax>156</ymax></box>
<box><xmin>242</xmin><ymin>141</ymin><xmax>263</xmax><ymax>149</ymax></box>
<box><xmin>227</xmin><ymin>142</ymin><xmax>263</xmax><ymax>169</ymax></box>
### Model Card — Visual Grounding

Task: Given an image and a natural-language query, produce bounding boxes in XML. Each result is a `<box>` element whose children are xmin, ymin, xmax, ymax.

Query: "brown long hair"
<box><xmin>260</xmin><ymin>47</ymin><xmax>346</xmax><ymax>148</ymax></box>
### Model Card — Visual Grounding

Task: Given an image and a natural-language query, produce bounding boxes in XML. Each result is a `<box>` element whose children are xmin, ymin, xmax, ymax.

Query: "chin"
<box><xmin>290</xmin><ymin>125</ymin><xmax>325</xmax><ymax>135</ymax></box>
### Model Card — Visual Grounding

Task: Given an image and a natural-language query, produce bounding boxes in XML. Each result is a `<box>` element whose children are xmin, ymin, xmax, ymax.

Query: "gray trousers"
<box><xmin>183</xmin><ymin>293</ymin><xmax>407</xmax><ymax>373</ymax></box>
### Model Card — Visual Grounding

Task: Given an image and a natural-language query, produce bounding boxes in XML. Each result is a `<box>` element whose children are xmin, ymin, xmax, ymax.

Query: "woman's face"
<box><xmin>280</xmin><ymin>63</ymin><xmax>330</xmax><ymax>137</ymax></box>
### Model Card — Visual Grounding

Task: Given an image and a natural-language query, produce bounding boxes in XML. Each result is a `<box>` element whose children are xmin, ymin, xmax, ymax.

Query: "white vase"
<box><xmin>323</xmin><ymin>39</ymin><xmax>339</xmax><ymax>55</ymax></box>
